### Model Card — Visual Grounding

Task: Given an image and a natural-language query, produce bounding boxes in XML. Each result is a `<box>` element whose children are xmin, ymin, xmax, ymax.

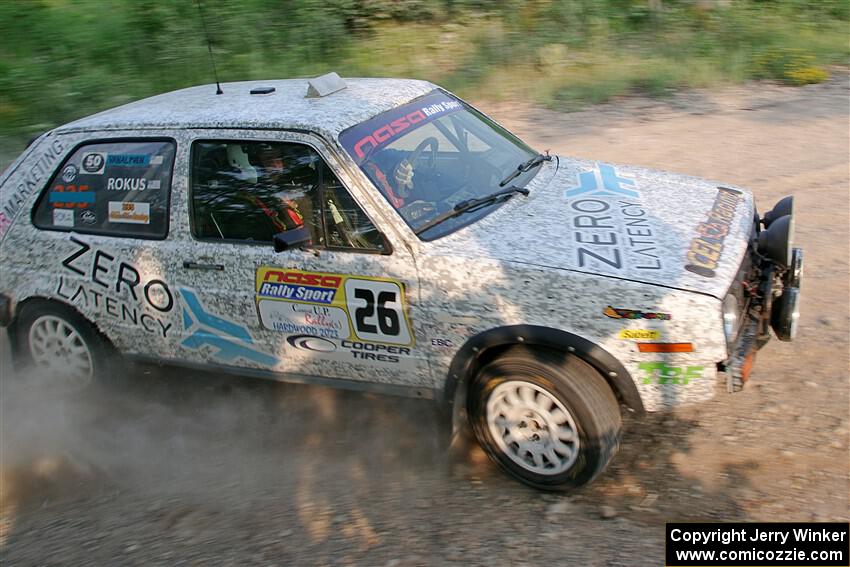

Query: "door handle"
<box><xmin>183</xmin><ymin>260</ymin><xmax>225</xmax><ymax>271</ymax></box>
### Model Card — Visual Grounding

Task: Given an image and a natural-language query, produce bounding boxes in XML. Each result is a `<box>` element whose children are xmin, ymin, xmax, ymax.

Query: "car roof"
<box><xmin>54</xmin><ymin>77</ymin><xmax>436</xmax><ymax>140</ymax></box>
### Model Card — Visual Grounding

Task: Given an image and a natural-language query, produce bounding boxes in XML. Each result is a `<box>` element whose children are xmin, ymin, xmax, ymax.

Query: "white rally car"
<box><xmin>0</xmin><ymin>73</ymin><xmax>801</xmax><ymax>490</ymax></box>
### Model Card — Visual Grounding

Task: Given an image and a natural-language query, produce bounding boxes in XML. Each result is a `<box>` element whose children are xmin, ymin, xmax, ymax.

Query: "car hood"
<box><xmin>428</xmin><ymin>156</ymin><xmax>755</xmax><ymax>299</ymax></box>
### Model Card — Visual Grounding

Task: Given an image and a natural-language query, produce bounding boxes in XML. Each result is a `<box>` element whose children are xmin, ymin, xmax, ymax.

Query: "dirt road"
<box><xmin>1</xmin><ymin>74</ymin><xmax>848</xmax><ymax>566</ymax></box>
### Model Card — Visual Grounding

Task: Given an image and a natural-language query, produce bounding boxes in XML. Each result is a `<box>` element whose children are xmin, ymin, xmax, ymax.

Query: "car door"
<box><xmin>173</xmin><ymin>130</ymin><xmax>432</xmax><ymax>395</ymax></box>
<box><xmin>24</xmin><ymin>134</ymin><xmax>197</xmax><ymax>363</ymax></box>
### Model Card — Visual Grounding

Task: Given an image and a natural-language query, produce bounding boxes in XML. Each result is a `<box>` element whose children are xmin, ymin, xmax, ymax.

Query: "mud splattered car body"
<box><xmin>0</xmin><ymin>75</ymin><xmax>802</xmax><ymax>489</ymax></box>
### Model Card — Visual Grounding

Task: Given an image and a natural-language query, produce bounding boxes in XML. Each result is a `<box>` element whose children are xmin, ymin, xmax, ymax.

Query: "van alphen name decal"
<box><xmin>684</xmin><ymin>187</ymin><xmax>742</xmax><ymax>278</ymax></box>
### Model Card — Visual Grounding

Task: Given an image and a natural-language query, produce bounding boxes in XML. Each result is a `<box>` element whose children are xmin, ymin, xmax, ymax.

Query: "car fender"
<box><xmin>442</xmin><ymin>324</ymin><xmax>645</xmax><ymax>436</ymax></box>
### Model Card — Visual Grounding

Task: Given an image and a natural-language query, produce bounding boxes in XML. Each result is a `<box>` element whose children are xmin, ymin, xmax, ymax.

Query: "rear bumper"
<box><xmin>0</xmin><ymin>293</ymin><xmax>11</xmax><ymax>327</ymax></box>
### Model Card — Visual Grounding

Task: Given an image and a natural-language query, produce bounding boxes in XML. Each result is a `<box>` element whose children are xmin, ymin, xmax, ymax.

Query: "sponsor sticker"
<box><xmin>604</xmin><ymin>305</ymin><xmax>671</xmax><ymax>320</ymax></box>
<box><xmin>49</xmin><ymin>185</ymin><xmax>94</xmax><ymax>209</ymax></box>
<box><xmin>61</xmin><ymin>164</ymin><xmax>78</xmax><ymax>183</ymax></box>
<box><xmin>339</xmin><ymin>90</ymin><xmax>463</xmax><ymax>163</ymax></box>
<box><xmin>53</xmin><ymin>208</ymin><xmax>74</xmax><ymax>228</ymax></box>
<box><xmin>618</xmin><ymin>329</ymin><xmax>661</xmax><ymax>340</ymax></box>
<box><xmin>638</xmin><ymin>362</ymin><xmax>703</xmax><ymax>385</ymax></box>
<box><xmin>107</xmin><ymin>154</ymin><xmax>150</xmax><ymax>167</ymax></box>
<box><xmin>256</xmin><ymin>268</ymin><xmax>414</xmax><ymax>346</ymax></box>
<box><xmin>80</xmin><ymin>210</ymin><xmax>97</xmax><ymax>225</ymax></box>
<box><xmin>107</xmin><ymin>177</ymin><xmax>148</xmax><ymax>191</ymax></box>
<box><xmin>80</xmin><ymin>152</ymin><xmax>106</xmax><ymax>174</ymax></box>
<box><xmin>685</xmin><ymin>187</ymin><xmax>742</xmax><ymax>278</ymax></box>
<box><xmin>563</xmin><ymin>163</ymin><xmax>663</xmax><ymax>272</ymax></box>
<box><xmin>108</xmin><ymin>201</ymin><xmax>150</xmax><ymax>224</ymax></box>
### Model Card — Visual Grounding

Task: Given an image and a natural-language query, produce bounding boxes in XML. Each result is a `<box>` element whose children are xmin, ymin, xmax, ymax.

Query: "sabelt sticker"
<box><xmin>618</xmin><ymin>329</ymin><xmax>661</xmax><ymax>340</ymax></box>
<box><xmin>52</xmin><ymin>209</ymin><xmax>74</xmax><ymax>228</ymax></box>
<box><xmin>80</xmin><ymin>152</ymin><xmax>106</xmax><ymax>174</ymax></box>
<box><xmin>256</xmin><ymin>268</ymin><xmax>415</xmax><ymax>346</ymax></box>
<box><xmin>108</xmin><ymin>201</ymin><xmax>150</xmax><ymax>224</ymax></box>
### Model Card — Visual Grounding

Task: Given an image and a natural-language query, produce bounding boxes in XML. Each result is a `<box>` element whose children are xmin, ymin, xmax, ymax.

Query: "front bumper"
<box><xmin>722</xmin><ymin>200</ymin><xmax>803</xmax><ymax>392</ymax></box>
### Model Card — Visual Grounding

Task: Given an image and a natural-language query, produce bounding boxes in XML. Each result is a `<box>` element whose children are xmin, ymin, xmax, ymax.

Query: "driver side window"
<box><xmin>191</xmin><ymin>140</ymin><xmax>386</xmax><ymax>253</ymax></box>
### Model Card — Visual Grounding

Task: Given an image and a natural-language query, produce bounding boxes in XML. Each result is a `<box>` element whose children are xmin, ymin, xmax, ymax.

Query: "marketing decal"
<box><xmin>563</xmin><ymin>163</ymin><xmax>663</xmax><ymax>272</ymax></box>
<box><xmin>181</xmin><ymin>288</ymin><xmax>278</xmax><ymax>367</ymax></box>
<box><xmin>0</xmin><ymin>137</ymin><xmax>65</xmax><ymax>238</ymax></box>
<box><xmin>604</xmin><ymin>305</ymin><xmax>671</xmax><ymax>320</ymax></box>
<box><xmin>638</xmin><ymin>362</ymin><xmax>703</xmax><ymax>385</ymax></box>
<box><xmin>57</xmin><ymin>236</ymin><xmax>175</xmax><ymax>338</ymax></box>
<box><xmin>339</xmin><ymin>91</ymin><xmax>463</xmax><ymax>164</ymax></box>
<box><xmin>684</xmin><ymin>187</ymin><xmax>742</xmax><ymax>278</ymax></box>
<box><xmin>108</xmin><ymin>201</ymin><xmax>150</xmax><ymax>224</ymax></box>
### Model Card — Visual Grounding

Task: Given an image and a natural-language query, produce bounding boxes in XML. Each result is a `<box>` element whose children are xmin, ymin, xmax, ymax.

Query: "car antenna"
<box><xmin>196</xmin><ymin>0</ymin><xmax>223</xmax><ymax>95</ymax></box>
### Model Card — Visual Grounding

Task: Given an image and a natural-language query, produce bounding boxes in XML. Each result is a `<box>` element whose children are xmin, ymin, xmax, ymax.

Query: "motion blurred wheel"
<box><xmin>469</xmin><ymin>347</ymin><xmax>621</xmax><ymax>490</ymax></box>
<box><xmin>16</xmin><ymin>302</ymin><xmax>113</xmax><ymax>388</ymax></box>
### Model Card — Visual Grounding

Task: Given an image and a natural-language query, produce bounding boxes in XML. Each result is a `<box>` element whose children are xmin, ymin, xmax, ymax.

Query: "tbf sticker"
<box><xmin>255</xmin><ymin>268</ymin><xmax>415</xmax><ymax>346</ymax></box>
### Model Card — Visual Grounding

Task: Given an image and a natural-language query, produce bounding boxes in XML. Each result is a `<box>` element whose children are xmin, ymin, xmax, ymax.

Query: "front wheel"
<box><xmin>469</xmin><ymin>347</ymin><xmax>621</xmax><ymax>490</ymax></box>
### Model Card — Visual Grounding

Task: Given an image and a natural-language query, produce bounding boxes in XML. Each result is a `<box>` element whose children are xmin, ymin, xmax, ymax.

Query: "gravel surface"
<box><xmin>1</xmin><ymin>72</ymin><xmax>848</xmax><ymax>566</ymax></box>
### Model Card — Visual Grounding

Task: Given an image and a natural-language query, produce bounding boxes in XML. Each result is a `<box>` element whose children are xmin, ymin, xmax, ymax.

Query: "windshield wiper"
<box><xmin>499</xmin><ymin>152</ymin><xmax>551</xmax><ymax>187</ymax></box>
<box><xmin>413</xmin><ymin>186</ymin><xmax>529</xmax><ymax>236</ymax></box>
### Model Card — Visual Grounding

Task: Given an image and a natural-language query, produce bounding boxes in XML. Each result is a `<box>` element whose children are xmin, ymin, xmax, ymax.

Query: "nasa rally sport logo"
<box><xmin>81</xmin><ymin>152</ymin><xmax>106</xmax><ymax>174</ymax></box>
<box><xmin>286</xmin><ymin>334</ymin><xmax>337</xmax><ymax>353</ymax></box>
<box><xmin>61</xmin><ymin>164</ymin><xmax>78</xmax><ymax>183</ymax></box>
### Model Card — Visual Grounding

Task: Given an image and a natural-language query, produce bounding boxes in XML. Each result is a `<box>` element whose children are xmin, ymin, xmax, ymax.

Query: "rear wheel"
<box><xmin>16</xmin><ymin>302</ymin><xmax>112</xmax><ymax>388</ymax></box>
<box><xmin>469</xmin><ymin>347</ymin><xmax>621</xmax><ymax>490</ymax></box>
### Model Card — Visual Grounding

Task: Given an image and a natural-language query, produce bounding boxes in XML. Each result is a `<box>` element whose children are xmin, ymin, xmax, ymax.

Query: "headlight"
<box><xmin>722</xmin><ymin>294</ymin><xmax>739</xmax><ymax>347</ymax></box>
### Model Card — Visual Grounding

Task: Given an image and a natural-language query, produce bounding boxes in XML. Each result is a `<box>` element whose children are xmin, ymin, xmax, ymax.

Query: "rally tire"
<box><xmin>15</xmin><ymin>301</ymin><xmax>115</xmax><ymax>388</ymax></box>
<box><xmin>469</xmin><ymin>346</ymin><xmax>621</xmax><ymax>490</ymax></box>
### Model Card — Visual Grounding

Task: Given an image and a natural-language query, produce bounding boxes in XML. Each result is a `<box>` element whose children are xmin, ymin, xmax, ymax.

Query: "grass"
<box><xmin>0</xmin><ymin>0</ymin><xmax>847</xmax><ymax>155</ymax></box>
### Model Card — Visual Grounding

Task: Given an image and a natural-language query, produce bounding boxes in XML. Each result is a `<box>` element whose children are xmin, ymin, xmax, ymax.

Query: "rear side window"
<box><xmin>32</xmin><ymin>140</ymin><xmax>175</xmax><ymax>239</ymax></box>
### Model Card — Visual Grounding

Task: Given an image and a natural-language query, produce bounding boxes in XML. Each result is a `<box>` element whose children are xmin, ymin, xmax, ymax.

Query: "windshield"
<box><xmin>339</xmin><ymin>90</ymin><xmax>539</xmax><ymax>240</ymax></box>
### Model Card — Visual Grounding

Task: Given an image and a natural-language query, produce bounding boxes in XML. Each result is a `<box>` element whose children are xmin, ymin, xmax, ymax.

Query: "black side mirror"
<box><xmin>273</xmin><ymin>226</ymin><xmax>312</xmax><ymax>253</ymax></box>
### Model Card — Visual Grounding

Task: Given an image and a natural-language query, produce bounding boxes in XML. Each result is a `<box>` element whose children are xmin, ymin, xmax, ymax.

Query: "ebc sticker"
<box><xmin>256</xmin><ymin>268</ymin><xmax>415</xmax><ymax>347</ymax></box>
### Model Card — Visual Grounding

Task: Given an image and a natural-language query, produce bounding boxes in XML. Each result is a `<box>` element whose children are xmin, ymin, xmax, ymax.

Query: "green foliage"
<box><xmin>0</xmin><ymin>0</ymin><xmax>846</xmax><ymax>147</ymax></box>
<box><xmin>752</xmin><ymin>47</ymin><xmax>830</xmax><ymax>85</ymax></box>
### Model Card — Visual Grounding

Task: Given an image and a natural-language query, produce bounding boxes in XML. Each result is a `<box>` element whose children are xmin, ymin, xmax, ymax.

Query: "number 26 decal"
<box><xmin>344</xmin><ymin>278</ymin><xmax>412</xmax><ymax>346</ymax></box>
